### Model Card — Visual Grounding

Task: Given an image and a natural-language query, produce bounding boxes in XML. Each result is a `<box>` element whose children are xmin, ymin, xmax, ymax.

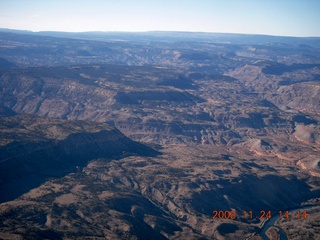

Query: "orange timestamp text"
<box><xmin>212</xmin><ymin>210</ymin><xmax>307</xmax><ymax>220</ymax></box>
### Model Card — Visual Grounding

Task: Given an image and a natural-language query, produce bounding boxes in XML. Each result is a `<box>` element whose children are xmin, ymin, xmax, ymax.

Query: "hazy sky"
<box><xmin>0</xmin><ymin>0</ymin><xmax>319</xmax><ymax>37</ymax></box>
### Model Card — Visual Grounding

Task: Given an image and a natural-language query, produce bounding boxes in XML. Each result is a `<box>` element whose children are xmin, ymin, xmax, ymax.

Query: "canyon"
<box><xmin>0</xmin><ymin>29</ymin><xmax>319</xmax><ymax>239</ymax></box>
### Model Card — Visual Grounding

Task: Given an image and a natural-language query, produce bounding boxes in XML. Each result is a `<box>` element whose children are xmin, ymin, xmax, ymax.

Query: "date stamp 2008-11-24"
<box><xmin>212</xmin><ymin>209</ymin><xmax>307</xmax><ymax>220</ymax></box>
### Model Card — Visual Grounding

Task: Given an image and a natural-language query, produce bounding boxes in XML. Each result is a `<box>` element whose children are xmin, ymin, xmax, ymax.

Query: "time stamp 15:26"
<box><xmin>212</xmin><ymin>210</ymin><xmax>308</xmax><ymax>220</ymax></box>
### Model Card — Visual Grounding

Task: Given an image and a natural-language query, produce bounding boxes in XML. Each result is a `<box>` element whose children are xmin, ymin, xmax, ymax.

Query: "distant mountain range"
<box><xmin>1</xmin><ymin>27</ymin><xmax>320</xmax><ymax>45</ymax></box>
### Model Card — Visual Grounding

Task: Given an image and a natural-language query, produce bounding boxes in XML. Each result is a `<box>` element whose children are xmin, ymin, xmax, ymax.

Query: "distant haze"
<box><xmin>0</xmin><ymin>0</ymin><xmax>319</xmax><ymax>37</ymax></box>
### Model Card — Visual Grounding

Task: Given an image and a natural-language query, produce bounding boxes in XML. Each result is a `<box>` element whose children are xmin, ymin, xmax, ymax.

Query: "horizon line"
<box><xmin>1</xmin><ymin>27</ymin><xmax>320</xmax><ymax>39</ymax></box>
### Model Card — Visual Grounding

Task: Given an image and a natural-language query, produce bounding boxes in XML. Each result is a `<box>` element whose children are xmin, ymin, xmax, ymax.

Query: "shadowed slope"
<box><xmin>0</xmin><ymin>114</ymin><xmax>159</xmax><ymax>203</ymax></box>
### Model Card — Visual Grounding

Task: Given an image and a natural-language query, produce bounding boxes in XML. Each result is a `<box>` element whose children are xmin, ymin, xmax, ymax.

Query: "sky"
<box><xmin>0</xmin><ymin>0</ymin><xmax>319</xmax><ymax>37</ymax></box>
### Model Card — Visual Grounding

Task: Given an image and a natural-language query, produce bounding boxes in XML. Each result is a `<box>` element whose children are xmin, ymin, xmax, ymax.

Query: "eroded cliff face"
<box><xmin>227</xmin><ymin>62</ymin><xmax>320</xmax><ymax>114</ymax></box>
<box><xmin>0</xmin><ymin>114</ymin><xmax>158</xmax><ymax>203</ymax></box>
<box><xmin>274</xmin><ymin>83</ymin><xmax>320</xmax><ymax>113</ymax></box>
<box><xmin>1</xmin><ymin>64</ymin><xmax>319</xmax><ymax>147</ymax></box>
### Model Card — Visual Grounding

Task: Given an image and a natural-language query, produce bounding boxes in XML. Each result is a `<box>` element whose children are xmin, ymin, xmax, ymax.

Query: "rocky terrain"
<box><xmin>0</xmin><ymin>30</ymin><xmax>319</xmax><ymax>239</ymax></box>
<box><xmin>0</xmin><ymin>112</ymin><xmax>158</xmax><ymax>203</ymax></box>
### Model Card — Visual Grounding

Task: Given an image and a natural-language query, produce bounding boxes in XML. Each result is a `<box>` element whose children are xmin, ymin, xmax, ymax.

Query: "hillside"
<box><xmin>0</xmin><ymin>113</ymin><xmax>158</xmax><ymax>203</ymax></box>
